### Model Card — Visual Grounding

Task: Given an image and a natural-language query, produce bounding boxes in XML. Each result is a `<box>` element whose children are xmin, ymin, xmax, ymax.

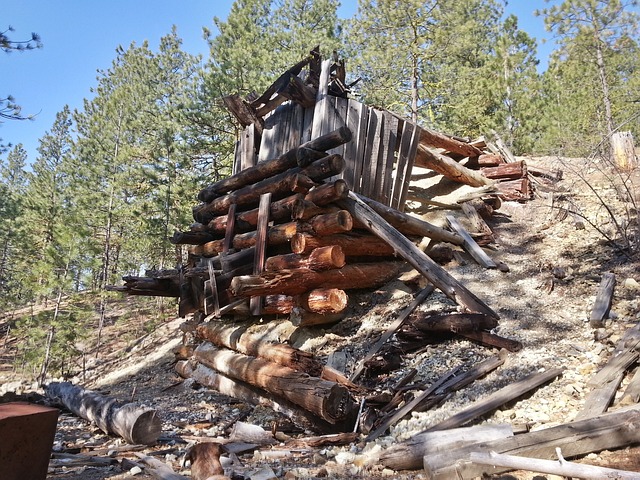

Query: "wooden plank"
<box><xmin>288</xmin><ymin>102</ymin><xmax>304</xmax><ymax>152</ymax></box>
<box><xmin>361</xmin><ymin>108</ymin><xmax>384</xmax><ymax>198</ymax></box>
<box><xmin>424</xmin><ymin>367</ymin><xmax>563</xmax><ymax>432</ymax></box>
<box><xmin>222</xmin><ymin>204</ymin><xmax>237</xmax><ymax>254</ymax></box>
<box><xmin>590</xmin><ymin>272</ymin><xmax>616</xmax><ymax>327</ymax></box>
<box><xmin>446</xmin><ymin>215</ymin><xmax>497</xmax><ymax>269</ymax></box>
<box><xmin>391</xmin><ymin>120</ymin><xmax>412</xmax><ymax>209</ymax></box>
<box><xmin>339</xmin><ymin>192</ymin><xmax>499</xmax><ymax>319</ymax></box>
<box><xmin>241</xmin><ymin>124</ymin><xmax>257</xmax><ymax>172</ymax></box>
<box><xmin>622</xmin><ymin>366</ymin><xmax>640</xmax><ymax>402</ymax></box>
<box><xmin>398</xmin><ymin>122</ymin><xmax>419</xmax><ymax>211</ymax></box>
<box><xmin>310</xmin><ymin>59</ymin><xmax>331</xmax><ymax>140</ymax></box>
<box><xmin>375</xmin><ymin>111</ymin><xmax>399</xmax><ymax>206</ymax></box>
<box><xmin>329</xmin><ymin>97</ymin><xmax>349</xmax><ymax>158</ymax></box>
<box><xmin>232</xmin><ymin>138</ymin><xmax>242</xmax><ymax>176</ymax></box>
<box><xmin>345</xmin><ymin>99</ymin><xmax>368</xmax><ymax>192</ymax></box>
<box><xmin>204</xmin><ymin>258</ymin><xmax>220</xmax><ymax>316</ymax></box>
<box><xmin>574</xmin><ymin>376</ymin><xmax>624</xmax><ymax>421</ymax></box>
<box><xmin>250</xmin><ymin>193</ymin><xmax>272</xmax><ymax>316</ymax></box>
<box><xmin>350</xmin><ymin>286</ymin><xmax>435</xmax><ymax>382</ymax></box>
<box><xmin>301</xmin><ymin>105</ymin><xmax>314</xmax><ymax>143</ymax></box>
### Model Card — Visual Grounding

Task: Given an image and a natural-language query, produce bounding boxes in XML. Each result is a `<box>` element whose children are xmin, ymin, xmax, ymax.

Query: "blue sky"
<box><xmin>2</xmin><ymin>1</ymin><xmax>554</xmax><ymax>164</ymax></box>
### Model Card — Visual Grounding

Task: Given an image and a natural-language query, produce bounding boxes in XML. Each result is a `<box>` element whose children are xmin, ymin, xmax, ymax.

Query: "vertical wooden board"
<box><xmin>377</xmin><ymin>112</ymin><xmax>399</xmax><ymax>206</ymax></box>
<box><xmin>232</xmin><ymin>139</ymin><xmax>241</xmax><ymax>175</ymax></box>
<box><xmin>310</xmin><ymin>59</ymin><xmax>331</xmax><ymax>140</ymax></box>
<box><xmin>361</xmin><ymin>108</ymin><xmax>384</xmax><ymax>198</ymax></box>
<box><xmin>329</xmin><ymin>97</ymin><xmax>349</xmax><ymax>158</ymax></box>
<box><xmin>250</xmin><ymin>193</ymin><xmax>272</xmax><ymax>316</ymax></box>
<box><xmin>347</xmin><ymin>100</ymin><xmax>369</xmax><ymax>193</ymax></box>
<box><xmin>398</xmin><ymin>123</ymin><xmax>419</xmax><ymax>211</ymax></box>
<box><xmin>241</xmin><ymin>124</ymin><xmax>257</xmax><ymax>172</ymax></box>
<box><xmin>301</xmin><ymin>106</ymin><xmax>315</xmax><ymax>143</ymax></box>
<box><xmin>257</xmin><ymin>108</ymin><xmax>280</xmax><ymax>162</ymax></box>
<box><xmin>275</xmin><ymin>103</ymin><xmax>294</xmax><ymax>158</ymax></box>
<box><xmin>288</xmin><ymin>103</ymin><xmax>304</xmax><ymax>151</ymax></box>
<box><xmin>391</xmin><ymin>120</ymin><xmax>415</xmax><ymax>210</ymax></box>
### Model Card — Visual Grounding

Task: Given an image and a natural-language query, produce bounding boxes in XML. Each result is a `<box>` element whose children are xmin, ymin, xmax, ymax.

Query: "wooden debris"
<box><xmin>589</xmin><ymin>272</ymin><xmax>616</xmax><ymax>327</ymax></box>
<box><xmin>424</xmin><ymin>403</ymin><xmax>640</xmax><ymax>479</ymax></box>
<box><xmin>446</xmin><ymin>215</ymin><xmax>497</xmax><ymax>269</ymax></box>
<box><xmin>133</xmin><ymin>452</ymin><xmax>189</xmax><ymax>480</ymax></box>
<box><xmin>45</xmin><ymin>382</ymin><xmax>161</xmax><ymax>445</ymax></box>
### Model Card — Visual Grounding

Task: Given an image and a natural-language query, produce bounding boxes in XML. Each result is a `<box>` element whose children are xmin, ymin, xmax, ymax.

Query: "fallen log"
<box><xmin>417</xmin><ymin>125</ymin><xmax>483</xmax><ymax>158</ymax></box>
<box><xmin>169</xmin><ymin>230</ymin><xmax>217</xmax><ymax>245</ymax></box>
<box><xmin>45</xmin><ymin>382</ymin><xmax>161</xmax><ymax>445</ymax></box>
<box><xmin>415</xmin><ymin>145</ymin><xmax>493</xmax><ymax>187</ymax></box>
<box><xmin>480</xmin><ymin>160</ymin><xmax>526</xmax><ymax>180</ymax></box>
<box><xmin>230</xmin><ymin>261</ymin><xmax>404</xmax><ymax>297</ymax></box>
<box><xmin>379</xmin><ymin>424</ymin><xmax>514</xmax><ymax>471</ymax></box>
<box><xmin>290</xmin><ymin>308</ymin><xmax>346</xmax><ymax>327</ymax></box>
<box><xmin>195</xmin><ymin>322</ymin><xmax>323</xmax><ymax>376</ymax></box>
<box><xmin>198</xmin><ymin>127</ymin><xmax>352</xmax><ymax>201</ymax></box>
<box><xmin>193</xmin><ymin>342</ymin><xmax>355</xmax><ymax>425</ymax></box>
<box><xmin>175</xmin><ymin>361</ymin><xmax>338</xmax><ymax>433</ymax></box>
<box><xmin>407</xmin><ymin>312</ymin><xmax>498</xmax><ymax>334</ymax></box>
<box><xmin>265</xmin><ymin>245</ymin><xmax>346</xmax><ymax>272</ymax></box>
<box><xmin>424</xmin><ymin>403</ymin><xmax>640</xmax><ymax>479</ymax></box>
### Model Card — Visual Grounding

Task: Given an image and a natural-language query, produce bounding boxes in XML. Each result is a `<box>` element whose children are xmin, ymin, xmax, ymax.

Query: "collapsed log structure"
<box><xmin>107</xmin><ymin>50</ymin><xmax>538</xmax><ymax>434</ymax></box>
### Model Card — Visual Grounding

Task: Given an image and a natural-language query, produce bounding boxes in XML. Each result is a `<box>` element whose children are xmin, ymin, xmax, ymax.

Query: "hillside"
<box><xmin>1</xmin><ymin>154</ymin><xmax>640</xmax><ymax>479</ymax></box>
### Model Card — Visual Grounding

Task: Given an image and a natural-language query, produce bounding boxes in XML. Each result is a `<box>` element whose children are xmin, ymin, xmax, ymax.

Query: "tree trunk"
<box><xmin>44</xmin><ymin>382</ymin><xmax>161</xmax><ymax>445</ymax></box>
<box><xmin>193</xmin><ymin>342</ymin><xmax>355</xmax><ymax>425</ymax></box>
<box><xmin>230</xmin><ymin>261</ymin><xmax>404</xmax><ymax>298</ymax></box>
<box><xmin>418</xmin><ymin>126</ymin><xmax>483</xmax><ymax>158</ymax></box>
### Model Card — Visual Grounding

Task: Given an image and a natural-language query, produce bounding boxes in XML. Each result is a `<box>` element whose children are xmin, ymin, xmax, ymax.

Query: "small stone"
<box><xmin>130</xmin><ymin>466</ymin><xmax>143</xmax><ymax>475</ymax></box>
<box><xmin>623</xmin><ymin>277</ymin><xmax>640</xmax><ymax>291</ymax></box>
<box><xmin>382</xmin><ymin>468</ymin><xmax>396</xmax><ymax>476</ymax></box>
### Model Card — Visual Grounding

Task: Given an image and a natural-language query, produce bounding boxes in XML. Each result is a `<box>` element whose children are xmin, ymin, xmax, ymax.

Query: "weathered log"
<box><xmin>305</xmin><ymin>179</ymin><xmax>350</xmax><ymax>205</ymax></box>
<box><xmin>308</xmin><ymin>210</ymin><xmax>353</xmax><ymax>235</ymax></box>
<box><xmin>481</xmin><ymin>160</ymin><xmax>526</xmax><ymax>180</ymax></box>
<box><xmin>193</xmin><ymin>154</ymin><xmax>344</xmax><ymax>223</ymax></box>
<box><xmin>265</xmin><ymin>245</ymin><xmax>346</xmax><ymax>272</ymax></box>
<box><xmin>477</xmin><ymin>153</ymin><xmax>504</xmax><ymax>167</ymax></box>
<box><xmin>198</xmin><ymin>129</ymin><xmax>351</xmax><ymax>202</ymax></box>
<box><xmin>175</xmin><ymin>361</ymin><xmax>337</xmax><ymax>433</ymax></box>
<box><xmin>459</xmin><ymin>330</ymin><xmax>523</xmax><ymax>352</ymax></box>
<box><xmin>221</xmin><ymin>94</ymin><xmax>264</xmax><ymax>135</ymax></box>
<box><xmin>169</xmin><ymin>230</ymin><xmax>217</xmax><ymax>245</ymax></box>
<box><xmin>262</xmin><ymin>294</ymin><xmax>296</xmax><ymax>315</ymax></box>
<box><xmin>301</xmin><ymin>288</ymin><xmax>348</xmax><ymax>314</ymax></box>
<box><xmin>207</xmin><ymin>194</ymin><xmax>303</xmax><ymax>235</ymax></box>
<box><xmin>357</xmin><ymin>195</ymin><xmax>463</xmax><ymax>245</ymax></box>
<box><xmin>446</xmin><ymin>215</ymin><xmax>497</xmax><ymax>269</ymax></box>
<box><xmin>495</xmin><ymin>177</ymin><xmax>531</xmax><ymax>201</ymax></box>
<box><xmin>291</xmin><ymin>232</ymin><xmax>395</xmax><ymax>257</ymax></box>
<box><xmin>290</xmin><ymin>308</ymin><xmax>346</xmax><ymax>327</ymax></box>
<box><xmin>378</xmin><ymin>424</ymin><xmax>514</xmax><ymax>471</ymax></box>
<box><xmin>424</xmin><ymin>403</ymin><xmax>640</xmax><ymax>479</ymax></box>
<box><xmin>193</xmin><ymin>342</ymin><xmax>355</xmax><ymax>425</ymax></box>
<box><xmin>45</xmin><ymin>382</ymin><xmax>161</xmax><ymax>445</ymax></box>
<box><xmin>106</xmin><ymin>277</ymin><xmax>180</xmax><ymax>298</ymax></box>
<box><xmin>195</xmin><ymin>322</ymin><xmax>323</xmax><ymax>377</ymax></box>
<box><xmin>339</xmin><ymin>192</ymin><xmax>498</xmax><ymax>319</ymax></box>
<box><xmin>612</xmin><ymin>131</ymin><xmax>637</xmax><ymax>171</ymax></box>
<box><xmin>230</xmin><ymin>261</ymin><xmax>404</xmax><ymax>298</ymax></box>
<box><xmin>468</xmin><ymin>448</ymin><xmax>640</xmax><ymax>480</ymax></box>
<box><xmin>417</xmin><ymin>126</ymin><xmax>483</xmax><ymax>158</ymax></box>
<box><xmin>415</xmin><ymin>145</ymin><xmax>494</xmax><ymax>187</ymax></box>
<box><xmin>407</xmin><ymin>312</ymin><xmax>498</xmax><ymax>334</ymax></box>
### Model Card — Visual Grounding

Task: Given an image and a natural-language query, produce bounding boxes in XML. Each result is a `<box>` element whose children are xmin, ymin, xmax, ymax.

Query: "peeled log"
<box><xmin>231</xmin><ymin>261</ymin><xmax>404</xmax><ymax>298</ymax></box>
<box><xmin>198</xmin><ymin>127</ymin><xmax>352</xmax><ymax>202</ymax></box>
<box><xmin>193</xmin><ymin>343</ymin><xmax>355</xmax><ymax>425</ymax></box>
<box><xmin>291</xmin><ymin>232</ymin><xmax>395</xmax><ymax>257</ymax></box>
<box><xmin>195</xmin><ymin>322</ymin><xmax>323</xmax><ymax>376</ymax></box>
<box><xmin>265</xmin><ymin>246</ymin><xmax>346</xmax><ymax>272</ymax></box>
<box><xmin>418</xmin><ymin>126</ymin><xmax>483</xmax><ymax>158</ymax></box>
<box><xmin>309</xmin><ymin>210</ymin><xmax>353</xmax><ymax>235</ymax></box>
<box><xmin>301</xmin><ymin>288</ymin><xmax>348</xmax><ymax>314</ymax></box>
<box><xmin>45</xmin><ymin>382</ymin><xmax>161</xmax><ymax>445</ymax></box>
<box><xmin>415</xmin><ymin>145</ymin><xmax>493</xmax><ymax>187</ymax></box>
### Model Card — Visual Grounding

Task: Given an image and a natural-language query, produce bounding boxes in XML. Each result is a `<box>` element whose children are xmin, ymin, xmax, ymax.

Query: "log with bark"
<box><xmin>230</xmin><ymin>261</ymin><xmax>405</xmax><ymax>298</ymax></box>
<box><xmin>175</xmin><ymin>361</ymin><xmax>339</xmax><ymax>433</ymax></box>
<box><xmin>45</xmin><ymin>382</ymin><xmax>162</xmax><ymax>445</ymax></box>
<box><xmin>193</xmin><ymin>342</ymin><xmax>356</xmax><ymax>425</ymax></box>
<box><xmin>291</xmin><ymin>231</ymin><xmax>396</xmax><ymax>257</ymax></box>
<box><xmin>195</xmin><ymin>322</ymin><xmax>323</xmax><ymax>377</ymax></box>
<box><xmin>265</xmin><ymin>245</ymin><xmax>346</xmax><ymax>272</ymax></box>
<box><xmin>414</xmin><ymin>145</ymin><xmax>494</xmax><ymax>187</ymax></box>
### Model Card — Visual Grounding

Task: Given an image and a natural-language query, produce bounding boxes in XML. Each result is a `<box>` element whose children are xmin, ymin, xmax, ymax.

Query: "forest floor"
<box><xmin>1</xmin><ymin>154</ymin><xmax>640</xmax><ymax>479</ymax></box>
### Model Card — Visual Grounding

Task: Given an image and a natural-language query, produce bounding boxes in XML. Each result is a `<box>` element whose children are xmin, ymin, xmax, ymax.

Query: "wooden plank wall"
<box><xmin>233</xmin><ymin>61</ymin><xmax>418</xmax><ymax>210</ymax></box>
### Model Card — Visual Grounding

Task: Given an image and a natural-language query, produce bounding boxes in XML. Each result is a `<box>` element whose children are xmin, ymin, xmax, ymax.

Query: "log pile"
<box><xmin>106</xmin><ymin>51</ymin><xmax>546</xmax><ymax>437</ymax></box>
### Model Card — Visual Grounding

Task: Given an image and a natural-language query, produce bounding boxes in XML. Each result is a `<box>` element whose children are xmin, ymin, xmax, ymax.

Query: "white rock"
<box><xmin>129</xmin><ymin>466</ymin><xmax>143</xmax><ymax>475</ymax></box>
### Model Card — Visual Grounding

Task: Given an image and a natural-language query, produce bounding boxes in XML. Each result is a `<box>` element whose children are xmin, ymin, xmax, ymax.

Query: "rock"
<box><xmin>623</xmin><ymin>277</ymin><xmax>640</xmax><ymax>291</ymax></box>
<box><xmin>130</xmin><ymin>466</ymin><xmax>143</xmax><ymax>475</ymax></box>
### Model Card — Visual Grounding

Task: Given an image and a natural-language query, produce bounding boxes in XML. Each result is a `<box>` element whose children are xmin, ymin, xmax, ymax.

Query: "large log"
<box><xmin>193</xmin><ymin>342</ymin><xmax>355</xmax><ymax>425</ymax></box>
<box><xmin>339</xmin><ymin>192</ymin><xmax>498</xmax><ymax>319</ymax></box>
<box><xmin>407</xmin><ymin>312</ymin><xmax>498</xmax><ymax>333</ymax></box>
<box><xmin>195</xmin><ymin>322</ymin><xmax>323</xmax><ymax>376</ymax></box>
<box><xmin>230</xmin><ymin>261</ymin><xmax>404</xmax><ymax>298</ymax></box>
<box><xmin>106</xmin><ymin>276</ymin><xmax>180</xmax><ymax>297</ymax></box>
<box><xmin>415</xmin><ymin>145</ymin><xmax>494</xmax><ymax>187</ymax></box>
<box><xmin>175</xmin><ymin>361</ymin><xmax>338</xmax><ymax>433</ymax></box>
<box><xmin>480</xmin><ymin>160</ymin><xmax>526</xmax><ymax>180</ymax></box>
<box><xmin>45</xmin><ymin>382</ymin><xmax>161</xmax><ymax>445</ymax></box>
<box><xmin>418</xmin><ymin>126</ymin><xmax>483</xmax><ymax>158</ymax></box>
<box><xmin>198</xmin><ymin>127</ymin><xmax>352</xmax><ymax>202</ymax></box>
<box><xmin>291</xmin><ymin>232</ymin><xmax>396</xmax><ymax>257</ymax></box>
<box><xmin>193</xmin><ymin>154</ymin><xmax>345</xmax><ymax>223</ymax></box>
<box><xmin>265</xmin><ymin>245</ymin><xmax>346</xmax><ymax>272</ymax></box>
<box><xmin>263</xmin><ymin>288</ymin><xmax>348</xmax><ymax>316</ymax></box>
